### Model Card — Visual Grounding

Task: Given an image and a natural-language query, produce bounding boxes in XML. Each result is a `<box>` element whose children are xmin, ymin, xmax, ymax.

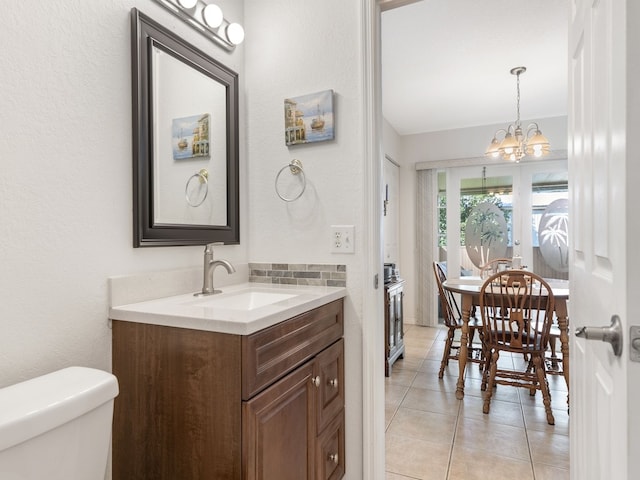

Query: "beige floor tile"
<box><xmin>527</xmin><ymin>430</ymin><xmax>570</xmax><ymax>470</ymax></box>
<box><xmin>387</xmin><ymin>368</ymin><xmax>419</xmax><ymax>387</ymax></box>
<box><xmin>385</xmin><ymin>433</ymin><xmax>450</xmax><ymax>480</ymax></box>
<box><xmin>392</xmin><ymin>356</ymin><xmax>424</xmax><ymax>372</ymax></box>
<box><xmin>533</xmin><ymin>462</ymin><xmax>570</xmax><ymax>480</ymax></box>
<box><xmin>411</xmin><ymin>370</ymin><xmax>459</xmax><ymax>393</ymax></box>
<box><xmin>448</xmin><ymin>445</ymin><xmax>534</xmax><ymax>480</ymax></box>
<box><xmin>400</xmin><ymin>386</ymin><xmax>461</xmax><ymax>416</ymax></box>
<box><xmin>522</xmin><ymin>404</ymin><xmax>569</xmax><ymax>436</ymax></box>
<box><xmin>455</xmin><ymin>416</ymin><xmax>530</xmax><ymax>461</ymax></box>
<box><xmin>386</xmin><ymin>403</ymin><xmax>400</xmax><ymax>430</ymax></box>
<box><xmin>459</xmin><ymin>395</ymin><xmax>525</xmax><ymax>428</ymax></box>
<box><xmin>404</xmin><ymin>335</ymin><xmax>435</xmax><ymax>350</ymax></box>
<box><xmin>387</xmin><ymin>407</ymin><xmax>457</xmax><ymax>446</ymax></box>
<box><xmin>386</xmin><ymin>383</ymin><xmax>410</xmax><ymax>407</ymax></box>
<box><xmin>405</xmin><ymin>324</ymin><xmax>443</xmax><ymax>340</ymax></box>
<box><xmin>404</xmin><ymin>344</ymin><xmax>430</xmax><ymax>360</ymax></box>
<box><xmin>518</xmin><ymin>385</ymin><xmax>569</xmax><ymax>412</ymax></box>
<box><xmin>386</xmin><ymin>472</ymin><xmax>420</xmax><ymax>480</ymax></box>
<box><xmin>418</xmin><ymin>359</ymin><xmax>446</xmax><ymax>376</ymax></box>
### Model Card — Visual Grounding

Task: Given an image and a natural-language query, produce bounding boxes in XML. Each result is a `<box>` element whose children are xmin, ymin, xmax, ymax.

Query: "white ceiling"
<box><xmin>381</xmin><ymin>0</ymin><xmax>569</xmax><ymax>136</ymax></box>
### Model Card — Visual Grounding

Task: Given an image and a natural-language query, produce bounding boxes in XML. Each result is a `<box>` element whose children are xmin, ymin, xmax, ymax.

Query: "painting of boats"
<box><xmin>172</xmin><ymin>113</ymin><xmax>210</xmax><ymax>160</ymax></box>
<box><xmin>284</xmin><ymin>89</ymin><xmax>334</xmax><ymax>145</ymax></box>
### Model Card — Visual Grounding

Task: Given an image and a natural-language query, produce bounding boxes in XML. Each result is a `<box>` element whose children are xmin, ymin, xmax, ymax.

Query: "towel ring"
<box><xmin>185</xmin><ymin>169</ymin><xmax>209</xmax><ymax>207</ymax></box>
<box><xmin>275</xmin><ymin>159</ymin><xmax>306</xmax><ymax>202</ymax></box>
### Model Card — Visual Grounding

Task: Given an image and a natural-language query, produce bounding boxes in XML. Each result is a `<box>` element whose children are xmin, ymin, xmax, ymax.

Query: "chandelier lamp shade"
<box><xmin>485</xmin><ymin>66</ymin><xmax>551</xmax><ymax>162</ymax></box>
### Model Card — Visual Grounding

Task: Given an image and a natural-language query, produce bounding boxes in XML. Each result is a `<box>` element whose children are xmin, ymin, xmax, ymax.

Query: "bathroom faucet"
<box><xmin>195</xmin><ymin>243</ymin><xmax>236</xmax><ymax>296</ymax></box>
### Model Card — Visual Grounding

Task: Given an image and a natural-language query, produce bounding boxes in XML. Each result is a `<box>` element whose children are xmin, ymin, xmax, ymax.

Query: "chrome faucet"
<box><xmin>195</xmin><ymin>243</ymin><xmax>236</xmax><ymax>296</ymax></box>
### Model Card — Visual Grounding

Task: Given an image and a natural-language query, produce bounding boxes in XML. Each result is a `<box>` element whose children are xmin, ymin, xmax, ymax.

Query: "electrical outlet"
<box><xmin>330</xmin><ymin>225</ymin><xmax>355</xmax><ymax>253</ymax></box>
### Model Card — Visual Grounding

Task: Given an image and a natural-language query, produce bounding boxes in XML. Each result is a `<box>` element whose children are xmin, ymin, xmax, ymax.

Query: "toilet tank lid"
<box><xmin>0</xmin><ymin>366</ymin><xmax>119</xmax><ymax>452</ymax></box>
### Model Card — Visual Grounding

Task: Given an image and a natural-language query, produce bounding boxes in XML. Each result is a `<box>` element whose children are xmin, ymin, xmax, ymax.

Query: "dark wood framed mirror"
<box><xmin>131</xmin><ymin>8</ymin><xmax>239</xmax><ymax>247</ymax></box>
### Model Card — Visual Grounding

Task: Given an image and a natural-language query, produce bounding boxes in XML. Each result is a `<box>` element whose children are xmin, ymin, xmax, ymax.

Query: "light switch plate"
<box><xmin>330</xmin><ymin>225</ymin><xmax>355</xmax><ymax>254</ymax></box>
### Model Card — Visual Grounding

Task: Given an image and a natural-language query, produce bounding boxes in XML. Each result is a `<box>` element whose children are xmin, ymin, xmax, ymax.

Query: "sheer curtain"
<box><xmin>416</xmin><ymin>169</ymin><xmax>439</xmax><ymax>326</ymax></box>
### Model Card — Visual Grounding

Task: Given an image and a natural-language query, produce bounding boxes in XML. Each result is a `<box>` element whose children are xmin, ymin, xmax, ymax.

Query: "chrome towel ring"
<box><xmin>185</xmin><ymin>168</ymin><xmax>209</xmax><ymax>207</ymax></box>
<box><xmin>275</xmin><ymin>159</ymin><xmax>306</xmax><ymax>202</ymax></box>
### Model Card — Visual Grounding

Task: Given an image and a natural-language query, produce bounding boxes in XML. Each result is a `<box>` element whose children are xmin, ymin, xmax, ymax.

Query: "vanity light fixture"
<box><xmin>153</xmin><ymin>0</ymin><xmax>244</xmax><ymax>51</ymax></box>
<box><xmin>485</xmin><ymin>66</ymin><xmax>551</xmax><ymax>163</ymax></box>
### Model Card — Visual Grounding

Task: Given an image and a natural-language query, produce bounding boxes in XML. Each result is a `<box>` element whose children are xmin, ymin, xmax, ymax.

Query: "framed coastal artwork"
<box><xmin>284</xmin><ymin>89</ymin><xmax>334</xmax><ymax>146</ymax></box>
<box><xmin>172</xmin><ymin>113</ymin><xmax>211</xmax><ymax>160</ymax></box>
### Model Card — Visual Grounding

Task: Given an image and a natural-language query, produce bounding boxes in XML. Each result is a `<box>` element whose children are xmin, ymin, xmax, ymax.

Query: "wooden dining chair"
<box><xmin>432</xmin><ymin>262</ymin><xmax>484</xmax><ymax>379</ymax></box>
<box><xmin>479</xmin><ymin>258</ymin><xmax>512</xmax><ymax>279</ymax></box>
<box><xmin>479</xmin><ymin>270</ymin><xmax>556</xmax><ymax>425</ymax></box>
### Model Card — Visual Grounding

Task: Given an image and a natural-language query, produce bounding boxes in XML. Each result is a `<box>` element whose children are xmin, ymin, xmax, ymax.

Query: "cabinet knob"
<box><xmin>328</xmin><ymin>378</ymin><xmax>339</xmax><ymax>388</ymax></box>
<box><xmin>328</xmin><ymin>453</ymin><xmax>339</xmax><ymax>464</ymax></box>
<box><xmin>312</xmin><ymin>376</ymin><xmax>321</xmax><ymax>387</ymax></box>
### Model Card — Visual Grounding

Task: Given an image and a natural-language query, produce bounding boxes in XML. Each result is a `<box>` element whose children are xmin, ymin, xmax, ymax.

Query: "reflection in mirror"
<box><xmin>151</xmin><ymin>44</ymin><xmax>227</xmax><ymax>226</ymax></box>
<box><xmin>132</xmin><ymin>8</ymin><xmax>239</xmax><ymax>247</ymax></box>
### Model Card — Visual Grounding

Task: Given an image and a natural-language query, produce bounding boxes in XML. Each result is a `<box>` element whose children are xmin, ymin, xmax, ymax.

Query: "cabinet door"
<box><xmin>394</xmin><ymin>290</ymin><xmax>403</xmax><ymax>344</ymax></box>
<box><xmin>315</xmin><ymin>339</ymin><xmax>344</xmax><ymax>432</ymax></box>
<box><xmin>388</xmin><ymin>292</ymin><xmax>397</xmax><ymax>349</ymax></box>
<box><xmin>243</xmin><ymin>361</ymin><xmax>315</xmax><ymax>480</ymax></box>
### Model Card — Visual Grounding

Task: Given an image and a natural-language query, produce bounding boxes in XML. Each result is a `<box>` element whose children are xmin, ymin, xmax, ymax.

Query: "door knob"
<box><xmin>575</xmin><ymin>314</ymin><xmax>623</xmax><ymax>357</ymax></box>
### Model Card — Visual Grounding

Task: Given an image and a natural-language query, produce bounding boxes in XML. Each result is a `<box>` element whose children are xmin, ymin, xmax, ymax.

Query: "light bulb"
<box><xmin>178</xmin><ymin>0</ymin><xmax>197</xmax><ymax>9</ymax></box>
<box><xmin>202</xmin><ymin>4</ymin><xmax>223</xmax><ymax>28</ymax></box>
<box><xmin>225</xmin><ymin>22</ymin><xmax>245</xmax><ymax>45</ymax></box>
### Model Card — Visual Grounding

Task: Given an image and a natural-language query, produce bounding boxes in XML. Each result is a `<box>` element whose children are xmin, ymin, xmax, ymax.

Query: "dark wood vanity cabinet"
<box><xmin>112</xmin><ymin>299</ymin><xmax>345</xmax><ymax>480</ymax></box>
<box><xmin>384</xmin><ymin>279</ymin><xmax>405</xmax><ymax>376</ymax></box>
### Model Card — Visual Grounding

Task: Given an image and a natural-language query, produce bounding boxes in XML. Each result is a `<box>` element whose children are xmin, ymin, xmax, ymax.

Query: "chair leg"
<box><xmin>467</xmin><ymin>328</ymin><xmax>476</xmax><ymax>358</ymax></box>
<box><xmin>481</xmin><ymin>342</ymin><xmax>491</xmax><ymax>390</ymax></box>
<box><xmin>483</xmin><ymin>350</ymin><xmax>499</xmax><ymax>414</ymax></box>
<box><xmin>549</xmin><ymin>337</ymin><xmax>559</xmax><ymax>369</ymax></box>
<box><xmin>438</xmin><ymin>327</ymin><xmax>455</xmax><ymax>379</ymax></box>
<box><xmin>533</xmin><ymin>355</ymin><xmax>555</xmax><ymax>425</ymax></box>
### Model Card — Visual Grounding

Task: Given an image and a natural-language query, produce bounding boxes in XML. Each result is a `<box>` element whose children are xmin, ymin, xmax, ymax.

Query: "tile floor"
<box><xmin>385</xmin><ymin>324</ymin><xmax>569</xmax><ymax>480</ymax></box>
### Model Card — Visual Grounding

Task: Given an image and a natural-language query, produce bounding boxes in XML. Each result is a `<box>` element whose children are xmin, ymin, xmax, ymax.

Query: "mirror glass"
<box><xmin>132</xmin><ymin>9</ymin><xmax>239</xmax><ymax>247</ymax></box>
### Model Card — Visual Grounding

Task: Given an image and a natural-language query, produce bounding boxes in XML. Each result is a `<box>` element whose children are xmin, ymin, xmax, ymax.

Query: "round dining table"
<box><xmin>442</xmin><ymin>276</ymin><xmax>570</xmax><ymax>400</ymax></box>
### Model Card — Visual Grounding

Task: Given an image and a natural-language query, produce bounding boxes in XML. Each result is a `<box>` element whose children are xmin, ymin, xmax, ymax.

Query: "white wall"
<box><xmin>244</xmin><ymin>1</ymin><xmax>366</xmax><ymax>477</ymax></box>
<box><xmin>382</xmin><ymin>118</ymin><xmax>417</xmax><ymax>323</ymax></box>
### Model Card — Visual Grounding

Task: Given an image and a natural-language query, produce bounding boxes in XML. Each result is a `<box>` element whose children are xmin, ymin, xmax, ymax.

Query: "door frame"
<box><xmin>362</xmin><ymin>1</ymin><xmax>385</xmax><ymax>479</ymax></box>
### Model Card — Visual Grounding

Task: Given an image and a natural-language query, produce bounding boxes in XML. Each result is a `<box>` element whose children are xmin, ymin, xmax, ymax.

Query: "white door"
<box><xmin>569</xmin><ymin>1</ymin><xmax>640</xmax><ymax>478</ymax></box>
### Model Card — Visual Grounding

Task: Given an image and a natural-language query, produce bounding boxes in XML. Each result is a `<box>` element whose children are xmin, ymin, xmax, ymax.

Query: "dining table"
<box><xmin>442</xmin><ymin>275</ymin><xmax>570</xmax><ymax>400</ymax></box>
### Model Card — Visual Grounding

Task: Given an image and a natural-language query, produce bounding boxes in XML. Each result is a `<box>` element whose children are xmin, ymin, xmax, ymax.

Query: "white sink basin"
<box><xmin>188</xmin><ymin>290</ymin><xmax>298</xmax><ymax>311</ymax></box>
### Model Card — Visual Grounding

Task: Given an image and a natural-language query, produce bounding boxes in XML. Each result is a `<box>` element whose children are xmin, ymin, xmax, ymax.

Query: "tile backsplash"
<box><xmin>249</xmin><ymin>263</ymin><xmax>346</xmax><ymax>287</ymax></box>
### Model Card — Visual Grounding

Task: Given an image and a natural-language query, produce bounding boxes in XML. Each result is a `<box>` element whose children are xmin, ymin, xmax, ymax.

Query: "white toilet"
<box><xmin>0</xmin><ymin>366</ymin><xmax>119</xmax><ymax>480</ymax></box>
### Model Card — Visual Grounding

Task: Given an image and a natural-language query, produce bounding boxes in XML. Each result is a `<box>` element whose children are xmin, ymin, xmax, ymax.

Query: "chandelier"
<box><xmin>485</xmin><ymin>66</ymin><xmax>550</xmax><ymax>162</ymax></box>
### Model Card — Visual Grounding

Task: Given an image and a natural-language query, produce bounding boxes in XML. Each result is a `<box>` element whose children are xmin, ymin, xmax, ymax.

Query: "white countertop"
<box><xmin>109</xmin><ymin>282</ymin><xmax>347</xmax><ymax>335</ymax></box>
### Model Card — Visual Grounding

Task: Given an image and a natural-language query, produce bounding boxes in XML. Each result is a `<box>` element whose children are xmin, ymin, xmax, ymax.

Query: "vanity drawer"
<box><xmin>316</xmin><ymin>410</ymin><xmax>345</xmax><ymax>480</ymax></box>
<box><xmin>241</xmin><ymin>299</ymin><xmax>343</xmax><ymax>400</ymax></box>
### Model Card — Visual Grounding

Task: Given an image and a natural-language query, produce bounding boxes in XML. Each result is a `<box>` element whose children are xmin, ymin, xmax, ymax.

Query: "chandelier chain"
<box><xmin>516</xmin><ymin>71</ymin><xmax>521</xmax><ymax>126</ymax></box>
